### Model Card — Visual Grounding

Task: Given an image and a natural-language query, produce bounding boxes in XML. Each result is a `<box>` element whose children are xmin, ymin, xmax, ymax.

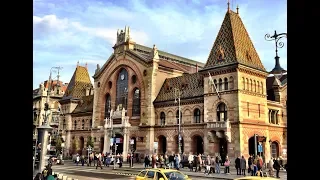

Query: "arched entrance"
<box><xmin>158</xmin><ymin>135</ymin><xmax>167</xmax><ymax>155</ymax></box>
<box><xmin>111</xmin><ymin>134</ymin><xmax>124</xmax><ymax>155</ymax></box>
<box><xmin>219</xmin><ymin>136</ymin><xmax>228</xmax><ymax>164</ymax></box>
<box><xmin>192</xmin><ymin>135</ymin><xmax>204</xmax><ymax>155</ymax></box>
<box><xmin>100</xmin><ymin>137</ymin><xmax>104</xmax><ymax>153</ymax></box>
<box><xmin>271</xmin><ymin>141</ymin><xmax>279</xmax><ymax>158</ymax></box>
<box><xmin>79</xmin><ymin>137</ymin><xmax>84</xmax><ymax>155</ymax></box>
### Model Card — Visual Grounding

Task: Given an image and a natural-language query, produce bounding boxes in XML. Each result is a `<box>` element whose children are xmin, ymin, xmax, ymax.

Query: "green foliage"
<box><xmin>86</xmin><ymin>136</ymin><xmax>94</xmax><ymax>148</ymax></box>
<box><xmin>55</xmin><ymin>136</ymin><xmax>63</xmax><ymax>155</ymax></box>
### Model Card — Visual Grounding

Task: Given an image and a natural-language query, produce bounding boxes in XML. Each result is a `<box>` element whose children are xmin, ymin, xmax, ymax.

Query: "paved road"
<box><xmin>52</xmin><ymin>161</ymin><xmax>287</xmax><ymax>180</ymax></box>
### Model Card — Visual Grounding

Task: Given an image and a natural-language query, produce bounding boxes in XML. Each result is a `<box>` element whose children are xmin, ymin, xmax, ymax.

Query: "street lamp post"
<box><xmin>87</xmin><ymin>145</ymin><xmax>92</xmax><ymax>165</ymax></box>
<box><xmin>36</xmin><ymin>67</ymin><xmax>62</xmax><ymax>173</ymax></box>
<box><xmin>174</xmin><ymin>88</ymin><xmax>182</xmax><ymax>156</ymax></box>
<box><xmin>265</xmin><ymin>30</ymin><xmax>287</xmax><ymax>77</ymax></box>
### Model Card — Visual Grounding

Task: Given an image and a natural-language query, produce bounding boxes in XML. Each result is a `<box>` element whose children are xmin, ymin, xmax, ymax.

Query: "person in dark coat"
<box><xmin>235</xmin><ymin>156</ymin><xmax>241</xmax><ymax>175</ymax></box>
<box><xmin>248</xmin><ymin>155</ymin><xmax>252</xmax><ymax>174</ymax></box>
<box><xmin>144</xmin><ymin>155</ymin><xmax>150</xmax><ymax>168</ymax></box>
<box><xmin>273</xmin><ymin>158</ymin><xmax>281</xmax><ymax>178</ymax></box>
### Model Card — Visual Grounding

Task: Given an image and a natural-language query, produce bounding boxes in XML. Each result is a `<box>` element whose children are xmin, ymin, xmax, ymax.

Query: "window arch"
<box><xmin>250</xmin><ymin>79</ymin><xmax>253</xmax><ymax>91</ymax></box>
<box><xmin>218</xmin><ymin>78</ymin><xmax>223</xmax><ymax>91</ymax></box>
<box><xmin>176</xmin><ymin>110</ymin><xmax>182</xmax><ymax>124</ymax></box>
<box><xmin>194</xmin><ymin>108</ymin><xmax>201</xmax><ymax>123</ymax></box>
<box><xmin>261</xmin><ymin>82</ymin><xmax>264</xmax><ymax>94</ymax></box>
<box><xmin>74</xmin><ymin>120</ymin><xmax>77</xmax><ymax>130</ymax></box>
<box><xmin>81</xmin><ymin>119</ymin><xmax>85</xmax><ymax>130</ymax></box>
<box><xmin>224</xmin><ymin>78</ymin><xmax>228</xmax><ymax>90</ymax></box>
<box><xmin>116</xmin><ymin>68</ymin><xmax>129</xmax><ymax>110</ymax></box>
<box><xmin>160</xmin><ymin>112</ymin><xmax>166</xmax><ymax>125</ymax></box>
<box><xmin>242</xmin><ymin>77</ymin><xmax>245</xmax><ymax>90</ymax></box>
<box><xmin>63</xmin><ymin>119</ymin><xmax>66</xmax><ymax>129</ymax></box>
<box><xmin>246</xmin><ymin>78</ymin><xmax>249</xmax><ymax>90</ymax></box>
<box><xmin>271</xmin><ymin>141</ymin><xmax>279</xmax><ymax>158</ymax></box>
<box><xmin>105</xmin><ymin>94</ymin><xmax>111</xmax><ymax>119</ymax></box>
<box><xmin>253</xmin><ymin>80</ymin><xmax>256</xmax><ymax>92</ymax></box>
<box><xmin>229</xmin><ymin>76</ymin><xmax>234</xmax><ymax>90</ymax></box>
<box><xmin>214</xmin><ymin>79</ymin><xmax>217</xmax><ymax>92</ymax></box>
<box><xmin>132</xmin><ymin>88</ymin><xmax>140</xmax><ymax>116</ymax></box>
<box><xmin>257</xmin><ymin>81</ymin><xmax>260</xmax><ymax>93</ymax></box>
<box><xmin>217</xmin><ymin>103</ymin><xmax>227</xmax><ymax>121</ymax></box>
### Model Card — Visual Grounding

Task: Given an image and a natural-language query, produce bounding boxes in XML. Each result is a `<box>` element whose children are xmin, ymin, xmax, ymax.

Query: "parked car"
<box><xmin>136</xmin><ymin>168</ymin><xmax>191</xmax><ymax>180</ymax></box>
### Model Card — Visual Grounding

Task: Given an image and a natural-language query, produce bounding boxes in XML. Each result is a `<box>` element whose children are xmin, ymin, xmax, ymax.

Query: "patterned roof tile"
<box><xmin>204</xmin><ymin>11</ymin><xmax>266</xmax><ymax>71</ymax></box>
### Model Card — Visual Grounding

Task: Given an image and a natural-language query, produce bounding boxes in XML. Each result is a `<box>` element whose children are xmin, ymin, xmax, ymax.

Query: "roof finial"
<box><xmin>236</xmin><ymin>5</ymin><xmax>239</xmax><ymax>14</ymax></box>
<box><xmin>227</xmin><ymin>0</ymin><xmax>230</xmax><ymax>12</ymax></box>
<box><xmin>77</xmin><ymin>61</ymin><xmax>79</xmax><ymax>67</ymax></box>
<box><xmin>85</xmin><ymin>62</ymin><xmax>88</xmax><ymax>69</ymax></box>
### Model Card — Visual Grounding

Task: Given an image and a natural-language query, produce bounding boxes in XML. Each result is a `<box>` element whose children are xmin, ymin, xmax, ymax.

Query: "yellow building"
<box><xmin>61</xmin><ymin>7</ymin><xmax>287</xmax><ymax>162</ymax></box>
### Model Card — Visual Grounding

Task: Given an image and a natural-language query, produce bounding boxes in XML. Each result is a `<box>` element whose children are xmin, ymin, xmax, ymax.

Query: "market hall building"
<box><xmin>59</xmin><ymin>6</ymin><xmax>287</xmax><ymax>163</ymax></box>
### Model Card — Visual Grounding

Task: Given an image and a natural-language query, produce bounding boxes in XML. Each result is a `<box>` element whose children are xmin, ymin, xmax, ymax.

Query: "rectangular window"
<box><xmin>247</xmin><ymin>102</ymin><xmax>249</xmax><ymax>117</ymax></box>
<box><xmin>258</xmin><ymin>104</ymin><xmax>260</xmax><ymax>118</ymax></box>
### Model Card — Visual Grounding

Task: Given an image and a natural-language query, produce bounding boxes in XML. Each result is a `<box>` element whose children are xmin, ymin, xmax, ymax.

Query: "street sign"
<box><xmin>130</xmin><ymin>139</ymin><xmax>134</xmax><ymax>145</ymax></box>
<box><xmin>258</xmin><ymin>144</ymin><xmax>263</xmax><ymax>152</ymax></box>
<box><xmin>153</xmin><ymin>142</ymin><xmax>158</xmax><ymax>149</ymax></box>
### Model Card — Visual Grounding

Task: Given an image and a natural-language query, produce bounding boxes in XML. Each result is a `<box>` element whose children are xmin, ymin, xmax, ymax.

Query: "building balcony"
<box><xmin>206</xmin><ymin>121</ymin><xmax>230</xmax><ymax>129</ymax></box>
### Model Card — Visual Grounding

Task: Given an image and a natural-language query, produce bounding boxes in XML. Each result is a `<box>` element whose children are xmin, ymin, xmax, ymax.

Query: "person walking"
<box><xmin>95</xmin><ymin>153</ymin><xmax>103</xmax><ymax>169</ymax></box>
<box><xmin>268</xmin><ymin>157</ymin><xmax>274</xmax><ymax>177</ymax></box>
<box><xmin>188</xmin><ymin>153</ymin><xmax>194</xmax><ymax>171</ymax></box>
<box><xmin>240</xmin><ymin>156</ymin><xmax>247</xmax><ymax>176</ymax></box>
<box><xmin>215</xmin><ymin>156</ymin><xmax>220</xmax><ymax>174</ymax></box>
<box><xmin>224</xmin><ymin>157</ymin><xmax>230</xmax><ymax>174</ymax></box>
<box><xmin>235</xmin><ymin>156</ymin><xmax>241</xmax><ymax>175</ymax></box>
<box><xmin>76</xmin><ymin>155</ymin><xmax>80</xmax><ymax>166</ymax></box>
<box><xmin>273</xmin><ymin>157</ymin><xmax>281</xmax><ymax>178</ymax></box>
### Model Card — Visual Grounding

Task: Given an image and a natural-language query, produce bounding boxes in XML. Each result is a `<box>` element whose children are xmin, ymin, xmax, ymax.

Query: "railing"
<box><xmin>206</xmin><ymin>121</ymin><xmax>230</xmax><ymax>128</ymax></box>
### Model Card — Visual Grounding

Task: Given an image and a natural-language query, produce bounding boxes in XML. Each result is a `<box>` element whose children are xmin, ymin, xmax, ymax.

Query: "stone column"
<box><xmin>103</xmin><ymin>130</ymin><xmax>110</xmax><ymax>154</ymax></box>
<box><xmin>203</xmin><ymin>133</ymin><xmax>209</xmax><ymax>155</ymax></box>
<box><xmin>123</xmin><ymin>128</ymin><xmax>129</xmax><ymax>162</ymax></box>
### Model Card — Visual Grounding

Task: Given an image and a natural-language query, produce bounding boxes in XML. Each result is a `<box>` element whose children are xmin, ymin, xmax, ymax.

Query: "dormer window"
<box><xmin>217</xmin><ymin>45</ymin><xmax>225</xmax><ymax>61</ymax></box>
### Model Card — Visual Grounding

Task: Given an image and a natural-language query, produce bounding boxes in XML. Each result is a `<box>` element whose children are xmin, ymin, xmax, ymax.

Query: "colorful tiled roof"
<box><xmin>154</xmin><ymin>73</ymin><xmax>204</xmax><ymax>103</ymax></box>
<box><xmin>63</xmin><ymin>66</ymin><xmax>92</xmax><ymax>99</ymax></box>
<box><xmin>71</xmin><ymin>95</ymin><xmax>94</xmax><ymax>114</ymax></box>
<box><xmin>204</xmin><ymin>10</ymin><xmax>266</xmax><ymax>71</ymax></box>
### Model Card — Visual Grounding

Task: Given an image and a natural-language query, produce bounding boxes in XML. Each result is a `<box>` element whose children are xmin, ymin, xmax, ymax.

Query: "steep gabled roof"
<box><xmin>154</xmin><ymin>73</ymin><xmax>204</xmax><ymax>103</ymax></box>
<box><xmin>71</xmin><ymin>95</ymin><xmax>94</xmax><ymax>114</ymax></box>
<box><xmin>62</xmin><ymin>66</ymin><xmax>92</xmax><ymax>100</ymax></box>
<box><xmin>204</xmin><ymin>10</ymin><xmax>266</xmax><ymax>71</ymax></box>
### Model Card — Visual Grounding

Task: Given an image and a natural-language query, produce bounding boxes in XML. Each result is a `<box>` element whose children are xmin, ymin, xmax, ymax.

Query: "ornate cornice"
<box><xmin>153</xmin><ymin>96</ymin><xmax>204</xmax><ymax>108</ymax></box>
<box><xmin>239</xmin><ymin>89</ymin><xmax>267</xmax><ymax>98</ymax></box>
<box><xmin>204</xmin><ymin>89</ymin><xmax>238</xmax><ymax>97</ymax></box>
<box><xmin>237</xmin><ymin>65</ymin><xmax>268</xmax><ymax>78</ymax></box>
<box><xmin>231</xmin><ymin>121</ymin><xmax>287</xmax><ymax>129</ymax></box>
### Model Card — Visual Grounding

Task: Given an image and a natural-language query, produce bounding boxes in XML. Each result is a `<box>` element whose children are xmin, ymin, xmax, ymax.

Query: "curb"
<box><xmin>53</xmin><ymin>171</ymin><xmax>78</xmax><ymax>180</ymax></box>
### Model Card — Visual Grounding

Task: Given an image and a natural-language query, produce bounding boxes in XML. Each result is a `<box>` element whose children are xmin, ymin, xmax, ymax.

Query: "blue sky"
<box><xmin>33</xmin><ymin>0</ymin><xmax>287</xmax><ymax>89</ymax></box>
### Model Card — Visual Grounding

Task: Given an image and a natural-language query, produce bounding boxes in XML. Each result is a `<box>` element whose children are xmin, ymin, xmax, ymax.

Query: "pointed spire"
<box><xmin>227</xmin><ymin>0</ymin><xmax>230</xmax><ymax>12</ymax></box>
<box><xmin>236</xmin><ymin>5</ymin><xmax>239</xmax><ymax>14</ymax></box>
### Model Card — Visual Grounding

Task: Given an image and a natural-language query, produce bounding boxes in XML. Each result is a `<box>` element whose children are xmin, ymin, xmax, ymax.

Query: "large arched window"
<box><xmin>160</xmin><ymin>112</ymin><xmax>166</xmax><ymax>125</ymax></box>
<box><xmin>271</xmin><ymin>141</ymin><xmax>279</xmax><ymax>158</ymax></box>
<box><xmin>217</xmin><ymin>103</ymin><xmax>227</xmax><ymax>121</ymax></box>
<box><xmin>105</xmin><ymin>94</ymin><xmax>111</xmax><ymax>119</ymax></box>
<box><xmin>74</xmin><ymin>120</ymin><xmax>77</xmax><ymax>130</ymax></box>
<box><xmin>194</xmin><ymin>108</ymin><xmax>201</xmax><ymax>123</ymax></box>
<box><xmin>81</xmin><ymin>119</ymin><xmax>85</xmax><ymax>130</ymax></box>
<box><xmin>116</xmin><ymin>68</ymin><xmax>129</xmax><ymax>110</ymax></box>
<box><xmin>214</xmin><ymin>79</ymin><xmax>217</xmax><ymax>92</ymax></box>
<box><xmin>132</xmin><ymin>88</ymin><xmax>140</xmax><ymax>116</ymax></box>
<box><xmin>176</xmin><ymin>110</ymin><xmax>183</xmax><ymax>124</ymax></box>
<box><xmin>224</xmin><ymin>78</ymin><xmax>228</xmax><ymax>90</ymax></box>
<box><xmin>229</xmin><ymin>76</ymin><xmax>234</xmax><ymax>90</ymax></box>
<box><xmin>218</xmin><ymin>78</ymin><xmax>223</xmax><ymax>91</ymax></box>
